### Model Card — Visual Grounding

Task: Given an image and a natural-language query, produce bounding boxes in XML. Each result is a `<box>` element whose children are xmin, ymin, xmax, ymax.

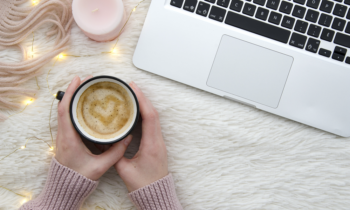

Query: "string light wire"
<box><xmin>0</xmin><ymin>186</ymin><xmax>27</xmax><ymax>198</ymax></box>
<box><xmin>46</xmin><ymin>57</ymin><xmax>59</xmax><ymax>96</ymax></box>
<box><xmin>1</xmin><ymin>0</ymin><xmax>144</xmax><ymax>205</ymax></box>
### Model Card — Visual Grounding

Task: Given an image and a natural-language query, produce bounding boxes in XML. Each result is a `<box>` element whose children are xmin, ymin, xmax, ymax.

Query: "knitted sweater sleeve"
<box><xmin>19</xmin><ymin>157</ymin><xmax>98</xmax><ymax>210</ymax></box>
<box><xmin>128</xmin><ymin>174</ymin><xmax>183</xmax><ymax>210</ymax></box>
<box><xmin>20</xmin><ymin>158</ymin><xmax>182</xmax><ymax>210</ymax></box>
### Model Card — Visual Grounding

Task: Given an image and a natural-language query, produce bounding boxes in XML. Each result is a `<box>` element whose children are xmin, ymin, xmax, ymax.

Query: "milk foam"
<box><xmin>76</xmin><ymin>82</ymin><xmax>134</xmax><ymax>139</ymax></box>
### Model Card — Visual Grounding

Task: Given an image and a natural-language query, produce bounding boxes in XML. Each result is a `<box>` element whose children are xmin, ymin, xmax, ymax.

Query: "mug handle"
<box><xmin>56</xmin><ymin>91</ymin><xmax>65</xmax><ymax>101</ymax></box>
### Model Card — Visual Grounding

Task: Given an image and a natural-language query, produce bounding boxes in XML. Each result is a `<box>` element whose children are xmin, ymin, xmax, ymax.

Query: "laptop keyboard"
<box><xmin>170</xmin><ymin>0</ymin><xmax>350</xmax><ymax>64</ymax></box>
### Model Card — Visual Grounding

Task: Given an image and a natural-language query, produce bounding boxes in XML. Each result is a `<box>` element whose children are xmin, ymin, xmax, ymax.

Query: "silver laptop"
<box><xmin>133</xmin><ymin>0</ymin><xmax>350</xmax><ymax>137</ymax></box>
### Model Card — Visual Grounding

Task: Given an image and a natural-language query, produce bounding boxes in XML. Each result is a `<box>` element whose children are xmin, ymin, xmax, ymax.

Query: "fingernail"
<box><xmin>72</xmin><ymin>76</ymin><xmax>78</xmax><ymax>82</ymax></box>
<box><xmin>124</xmin><ymin>135</ymin><xmax>132</xmax><ymax>146</ymax></box>
<box><xmin>131</xmin><ymin>82</ymin><xmax>139</xmax><ymax>90</ymax></box>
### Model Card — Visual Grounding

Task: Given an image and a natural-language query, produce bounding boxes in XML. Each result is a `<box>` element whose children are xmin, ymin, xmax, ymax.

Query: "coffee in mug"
<box><xmin>56</xmin><ymin>76</ymin><xmax>139</xmax><ymax>144</ymax></box>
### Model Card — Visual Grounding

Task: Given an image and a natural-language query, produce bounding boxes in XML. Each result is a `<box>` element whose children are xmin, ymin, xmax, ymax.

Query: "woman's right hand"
<box><xmin>115</xmin><ymin>82</ymin><xmax>169</xmax><ymax>192</ymax></box>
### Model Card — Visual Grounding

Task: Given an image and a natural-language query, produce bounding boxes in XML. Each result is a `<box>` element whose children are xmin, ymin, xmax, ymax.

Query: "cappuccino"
<box><xmin>77</xmin><ymin>82</ymin><xmax>134</xmax><ymax>139</ymax></box>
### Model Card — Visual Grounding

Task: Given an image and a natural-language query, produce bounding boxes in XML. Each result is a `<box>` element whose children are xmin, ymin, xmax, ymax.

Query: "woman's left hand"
<box><xmin>55</xmin><ymin>75</ymin><xmax>132</xmax><ymax>180</ymax></box>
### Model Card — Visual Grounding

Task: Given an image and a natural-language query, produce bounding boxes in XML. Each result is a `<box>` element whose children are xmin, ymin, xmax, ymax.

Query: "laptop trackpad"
<box><xmin>207</xmin><ymin>35</ymin><xmax>294</xmax><ymax>108</ymax></box>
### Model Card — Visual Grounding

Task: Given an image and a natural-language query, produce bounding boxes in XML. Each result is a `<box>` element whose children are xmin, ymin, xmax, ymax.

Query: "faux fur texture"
<box><xmin>1</xmin><ymin>0</ymin><xmax>350</xmax><ymax>209</ymax></box>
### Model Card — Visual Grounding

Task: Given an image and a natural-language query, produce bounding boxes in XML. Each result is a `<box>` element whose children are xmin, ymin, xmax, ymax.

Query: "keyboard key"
<box><xmin>183</xmin><ymin>0</ymin><xmax>198</xmax><ymax>12</ymax></box>
<box><xmin>334</xmin><ymin>0</ymin><xmax>342</xmax><ymax>2</ymax></box>
<box><xmin>205</xmin><ymin>0</ymin><xmax>216</xmax><ymax>3</ymax></box>
<box><xmin>266</xmin><ymin>0</ymin><xmax>280</xmax><ymax>9</ymax></box>
<box><xmin>346</xmin><ymin>56</ymin><xmax>350</xmax><ymax>64</ymax></box>
<box><xmin>319</xmin><ymin>48</ymin><xmax>332</xmax><ymax>57</ymax></box>
<box><xmin>170</xmin><ymin>0</ymin><xmax>184</xmax><ymax>8</ymax></box>
<box><xmin>294</xmin><ymin>0</ymin><xmax>306</xmax><ymax>4</ymax></box>
<box><xmin>347</xmin><ymin>8</ymin><xmax>350</xmax><ymax>19</ymax></box>
<box><xmin>269</xmin><ymin>11</ymin><xmax>283</xmax><ymax>24</ymax></box>
<box><xmin>306</xmin><ymin>0</ymin><xmax>320</xmax><ymax>9</ymax></box>
<box><xmin>253</xmin><ymin>0</ymin><xmax>266</xmax><ymax>5</ymax></box>
<box><xmin>209</xmin><ymin>6</ymin><xmax>226</xmax><ymax>21</ymax></box>
<box><xmin>332</xmin><ymin>52</ymin><xmax>345</xmax><ymax>61</ymax></box>
<box><xmin>217</xmin><ymin>0</ymin><xmax>230</xmax><ymax>7</ymax></box>
<box><xmin>225</xmin><ymin>11</ymin><xmax>291</xmax><ymax>43</ymax></box>
<box><xmin>196</xmin><ymin>2</ymin><xmax>211</xmax><ymax>16</ymax></box>
<box><xmin>282</xmin><ymin>16</ymin><xmax>296</xmax><ymax>28</ymax></box>
<box><xmin>345</xmin><ymin>22</ymin><xmax>350</xmax><ymax>33</ymax></box>
<box><xmin>306</xmin><ymin>38</ymin><xmax>321</xmax><ymax>53</ymax></box>
<box><xmin>334</xmin><ymin>46</ymin><xmax>347</xmax><ymax>54</ymax></box>
<box><xmin>290</xmin><ymin>32</ymin><xmax>307</xmax><ymax>48</ymax></box>
<box><xmin>230</xmin><ymin>0</ymin><xmax>244</xmax><ymax>11</ymax></box>
<box><xmin>256</xmin><ymin>7</ymin><xmax>270</xmax><ymax>20</ymax></box>
<box><xmin>305</xmin><ymin>9</ymin><xmax>319</xmax><ymax>22</ymax></box>
<box><xmin>243</xmin><ymin>3</ymin><xmax>257</xmax><ymax>16</ymax></box>
<box><xmin>318</xmin><ymin>13</ymin><xmax>333</xmax><ymax>26</ymax></box>
<box><xmin>333</xmin><ymin>4</ymin><xmax>347</xmax><ymax>17</ymax></box>
<box><xmin>307</xmin><ymin>24</ymin><xmax>322</xmax><ymax>37</ymax></box>
<box><xmin>292</xmin><ymin>5</ymin><xmax>307</xmax><ymax>18</ymax></box>
<box><xmin>346</xmin><ymin>0</ymin><xmax>350</xmax><ymax>5</ymax></box>
<box><xmin>320</xmin><ymin>0</ymin><xmax>334</xmax><ymax>13</ymax></box>
<box><xmin>332</xmin><ymin>18</ymin><xmax>346</xmax><ymax>30</ymax></box>
<box><xmin>334</xmin><ymin>32</ymin><xmax>350</xmax><ymax>48</ymax></box>
<box><xmin>279</xmin><ymin>1</ymin><xmax>293</xmax><ymax>14</ymax></box>
<box><xmin>321</xmin><ymin>28</ymin><xmax>335</xmax><ymax>41</ymax></box>
<box><xmin>295</xmin><ymin>20</ymin><xmax>309</xmax><ymax>33</ymax></box>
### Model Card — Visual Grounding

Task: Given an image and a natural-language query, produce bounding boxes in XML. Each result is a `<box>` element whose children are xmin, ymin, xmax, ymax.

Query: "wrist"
<box><xmin>20</xmin><ymin>157</ymin><xmax>98</xmax><ymax>210</ymax></box>
<box><xmin>126</xmin><ymin>170</ymin><xmax>169</xmax><ymax>192</ymax></box>
<box><xmin>128</xmin><ymin>174</ymin><xmax>183</xmax><ymax>210</ymax></box>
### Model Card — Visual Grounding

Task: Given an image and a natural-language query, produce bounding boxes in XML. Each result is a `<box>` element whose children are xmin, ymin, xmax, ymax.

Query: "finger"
<box><xmin>94</xmin><ymin>143</ymin><xmax>111</xmax><ymax>153</ymax></box>
<box><xmin>97</xmin><ymin>135</ymin><xmax>133</xmax><ymax>169</ymax></box>
<box><xmin>81</xmin><ymin>75</ymin><xmax>93</xmax><ymax>85</ymax></box>
<box><xmin>129</xmin><ymin>82</ymin><xmax>160</xmax><ymax>141</ymax></box>
<box><xmin>129</xmin><ymin>82</ymin><xmax>156</xmax><ymax>120</ymax></box>
<box><xmin>114</xmin><ymin>156</ymin><xmax>131</xmax><ymax>173</ymax></box>
<box><xmin>60</xmin><ymin>76</ymin><xmax>81</xmax><ymax>114</ymax></box>
<box><xmin>57</xmin><ymin>76</ymin><xmax>81</xmax><ymax>133</ymax></box>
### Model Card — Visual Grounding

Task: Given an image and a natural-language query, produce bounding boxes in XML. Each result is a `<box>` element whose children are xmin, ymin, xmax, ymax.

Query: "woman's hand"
<box><xmin>55</xmin><ymin>76</ymin><xmax>132</xmax><ymax>181</ymax></box>
<box><xmin>115</xmin><ymin>82</ymin><xmax>169</xmax><ymax>192</ymax></box>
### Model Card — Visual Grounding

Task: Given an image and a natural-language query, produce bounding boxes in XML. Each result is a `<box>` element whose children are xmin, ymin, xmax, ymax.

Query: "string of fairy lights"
<box><xmin>0</xmin><ymin>0</ymin><xmax>144</xmax><ymax>207</ymax></box>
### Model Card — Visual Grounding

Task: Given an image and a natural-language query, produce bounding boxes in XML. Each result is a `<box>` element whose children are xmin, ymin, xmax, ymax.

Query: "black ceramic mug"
<box><xmin>56</xmin><ymin>76</ymin><xmax>139</xmax><ymax>144</ymax></box>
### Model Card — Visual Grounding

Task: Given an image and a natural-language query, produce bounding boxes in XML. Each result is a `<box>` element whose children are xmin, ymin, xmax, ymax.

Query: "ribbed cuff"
<box><xmin>20</xmin><ymin>157</ymin><xmax>99</xmax><ymax>210</ymax></box>
<box><xmin>129</xmin><ymin>174</ymin><xmax>183</xmax><ymax>210</ymax></box>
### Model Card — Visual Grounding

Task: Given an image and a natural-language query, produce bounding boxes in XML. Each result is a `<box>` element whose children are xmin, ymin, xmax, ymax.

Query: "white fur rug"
<box><xmin>1</xmin><ymin>0</ymin><xmax>350</xmax><ymax>209</ymax></box>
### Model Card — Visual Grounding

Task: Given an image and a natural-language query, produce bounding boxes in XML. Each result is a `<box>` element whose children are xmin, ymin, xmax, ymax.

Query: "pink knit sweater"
<box><xmin>20</xmin><ymin>158</ymin><xmax>183</xmax><ymax>210</ymax></box>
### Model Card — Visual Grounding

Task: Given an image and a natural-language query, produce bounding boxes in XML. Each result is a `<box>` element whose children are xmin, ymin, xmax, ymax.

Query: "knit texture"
<box><xmin>19</xmin><ymin>157</ymin><xmax>98</xmax><ymax>210</ymax></box>
<box><xmin>129</xmin><ymin>174</ymin><xmax>183</xmax><ymax>210</ymax></box>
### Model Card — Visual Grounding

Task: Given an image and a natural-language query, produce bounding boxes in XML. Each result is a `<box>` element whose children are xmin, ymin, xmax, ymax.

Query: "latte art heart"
<box><xmin>89</xmin><ymin>95</ymin><xmax>128</xmax><ymax>128</ymax></box>
<box><xmin>77</xmin><ymin>82</ymin><xmax>134</xmax><ymax>139</ymax></box>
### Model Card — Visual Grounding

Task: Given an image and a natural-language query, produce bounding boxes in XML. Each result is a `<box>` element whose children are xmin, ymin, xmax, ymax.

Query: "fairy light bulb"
<box><xmin>25</xmin><ymin>99</ymin><xmax>34</xmax><ymax>105</ymax></box>
<box><xmin>58</xmin><ymin>53</ymin><xmax>64</xmax><ymax>59</ymax></box>
<box><xmin>21</xmin><ymin>198</ymin><xmax>28</xmax><ymax>204</ymax></box>
<box><xmin>27</xmin><ymin>50</ymin><xmax>33</xmax><ymax>59</ymax></box>
<box><xmin>32</xmin><ymin>0</ymin><xmax>38</xmax><ymax>5</ymax></box>
<box><xmin>112</xmin><ymin>48</ymin><xmax>117</xmax><ymax>54</ymax></box>
<box><xmin>50</xmin><ymin>147</ymin><xmax>54</xmax><ymax>151</ymax></box>
<box><xmin>21</xmin><ymin>146</ymin><xmax>26</xmax><ymax>149</ymax></box>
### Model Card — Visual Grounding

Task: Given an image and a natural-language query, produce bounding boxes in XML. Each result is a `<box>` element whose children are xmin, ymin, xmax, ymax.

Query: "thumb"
<box><xmin>97</xmin><ymin>135</ymin><xmax>133</xmax><ymax>169</ymax></box>
<box><xmin>115</xmin><ymin>156</ymin><xmax>131</xmax><ymax>173</ymax></box>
